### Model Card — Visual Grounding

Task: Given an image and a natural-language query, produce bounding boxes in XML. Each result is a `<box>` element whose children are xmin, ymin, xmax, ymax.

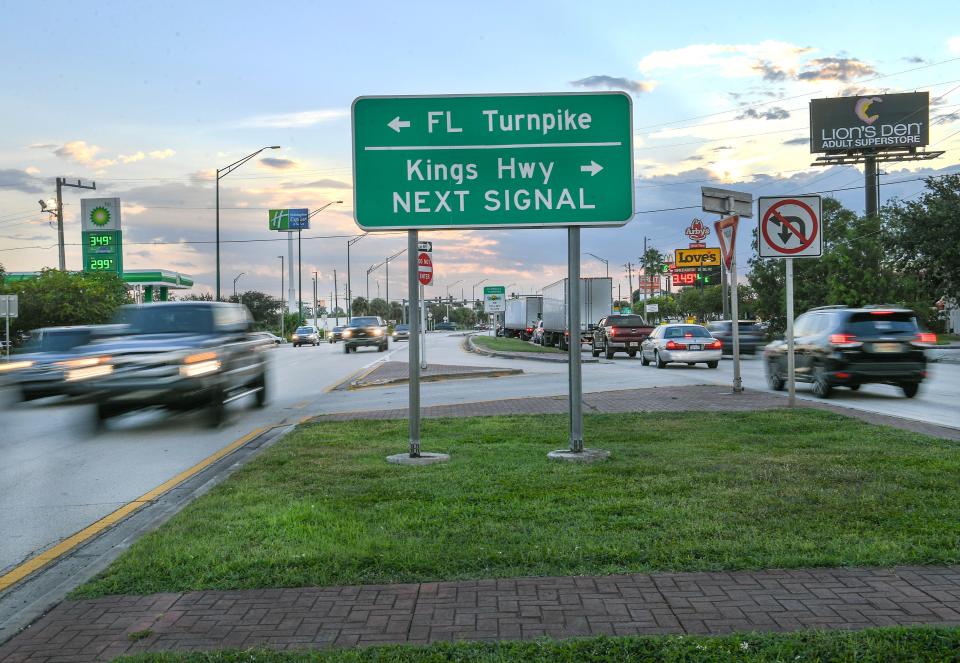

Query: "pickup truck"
<box><xmin>66</xmin><ymin>302</ymin><xmax>270</xmax><ymax>427</ymax></box>
<box><xmin>590</xmin><ymin>314</ymin><xmax>655</xmax><ymax>359</ymax></box>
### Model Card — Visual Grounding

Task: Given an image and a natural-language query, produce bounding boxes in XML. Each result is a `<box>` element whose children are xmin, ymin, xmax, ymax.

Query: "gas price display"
<box><xmin>87</xmin><ymin>233</ymin><xmax>116</xmax><ymax>249</ymax></box>
<box><xmin>87</xmin><ymin>257</ymin><xmax>117</xmax><ymax>271</ymax></box>
<box><xmin>81</xmin><ymin>228</ymin><xmax>122</xmax><ymax>275</ymax></box>
<box><xmin>672</xmin><ymin>272</ymin><xmax>697</xmax><ymax>286</ymax></box>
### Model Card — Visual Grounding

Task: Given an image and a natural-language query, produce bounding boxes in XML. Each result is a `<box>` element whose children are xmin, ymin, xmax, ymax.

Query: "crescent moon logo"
<box><xmin>855</xmin><ymin>96</ymin><xmax>882</xmax><ymax>125</ymax></box>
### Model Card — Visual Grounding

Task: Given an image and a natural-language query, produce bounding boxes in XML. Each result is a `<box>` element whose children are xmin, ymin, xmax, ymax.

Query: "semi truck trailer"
<box><xmin>540</xmin><ymin>277</ymin><xmax>612</xmax><ymax>350</ymax></box>
<box><xmin>503</xmin><ymin>296</ymin><xmax>543</xmax><ymax>340</ymax></box>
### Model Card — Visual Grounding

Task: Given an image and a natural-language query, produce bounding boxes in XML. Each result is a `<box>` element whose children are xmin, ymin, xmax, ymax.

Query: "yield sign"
<box><xmin>417</xmin><ymin>252</ymin><xmax>433</xmax><ymax>286</ymax></box>
<box><xmin>758</xmin><ymin>196</ymin><xmax>823</xmax><ymax>259</ymax></box>
<box><xmin>713</xmin><ymin>215</ymin><xmax>738</xmax><ymax>270</ymax></box>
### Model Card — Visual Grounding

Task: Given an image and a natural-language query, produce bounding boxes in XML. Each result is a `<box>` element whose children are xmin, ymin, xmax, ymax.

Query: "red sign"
<box><xmin>684</xmin><ymin>218</ymin><xmax>710</xmax><ymax>243</ymax></box>
<box><xmin>672</xmin><ymin>272</ymin><xmax>697</xmax><ymax>286</ymax></box>
<box><xmin>417</xmin><ymin>252</ymin><xmax>433</xmax><ymax>286</ymax></box>
<box><xmin>714</xmin><ymin>215</ymin><xmax>739</xmax><ymax>269</ymax></box>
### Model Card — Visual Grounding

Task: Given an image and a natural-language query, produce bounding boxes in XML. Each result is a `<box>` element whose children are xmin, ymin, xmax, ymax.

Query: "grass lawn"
<box><xmin>75</xmin><ymin>410</ymin><xmax>960</xmax><ymax>598</ymax></box>
<box><xmin>114</xmin><ymin>627</ymin><xmax>960</xmax><ymax>662</ymax></box>
<box><xmin>472</xmin><ymin>335</ymin><xmax>562</xmax><ymax>353</ymax></box>
<box><xmin>937</xmin><ymin>333</ymin><xmax>960</xmax><ymax>345</ymax></box>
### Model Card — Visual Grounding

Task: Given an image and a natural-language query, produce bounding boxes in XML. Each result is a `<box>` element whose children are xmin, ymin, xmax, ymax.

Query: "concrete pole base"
<box><xmin>386</xmin><ymin>452</ymin><xmax>450</xmax><ymax>466</ymax></box>
<box><xmin>547</xmin><ymin>448</ymin><xmax>610</xmax><ymax>463</ymax></box>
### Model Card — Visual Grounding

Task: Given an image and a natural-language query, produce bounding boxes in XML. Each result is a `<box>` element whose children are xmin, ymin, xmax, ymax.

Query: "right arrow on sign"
<box><xmin>580</xmin><ymin>160</ymin><xmax>603</xmax><ymax>176</ymax></box>
<box><xmin>388</xmin><ymin>116</ymin><xmax>411</xmax><ymax>133</ymax></box>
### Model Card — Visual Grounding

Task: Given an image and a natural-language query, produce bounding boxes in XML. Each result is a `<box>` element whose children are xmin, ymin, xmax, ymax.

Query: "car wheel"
<box><xmin>901</xmin><ymin>382</ymin><xmax>919</xmax><ymax>398</ymax></box>
<box><xmin>94</xmin><ymin>402</ymin><xmax>122</xmax><ymax>429</ymax></box>
<box><xmin>253</xmin><ymin>371</ymin><xmax>267</xmax><ymax>408</ymax></box>
<box><xmin>604</xmin><ymin>343</ymin><xmax>615</xmax><ymax>360</ymax></box>
<box><xmin>687</xmin><ymin>362</ymin><xmax>695</xmax><ymax>366</ymax></box>
<box><xmin>206</xmin><ymin>389</ymin><xmax>226</xmax><ymax>428</ymax></box>
<box><xmin>344</xmin><ymin>344</ymin><xmax>350</xmax><ymax>354</ymax></box>
<box><xmin>707</xmin><ymin>361</ymin><xmax>718</xmax><ymax>369</ymax></box>
<box><xmin>591</xmin><ymin>344</ymin><xmax>600</xmax><ymax>358</ymax></box>
<box><xmin>655</xmin><ymin>351</ymin><xmax>666</xmax><ymax>369</ymax></box>
<box><xmin>849</xmin><ymin>383</ymin><xmax>860</xmax><ymax>391</ymax></box>
<box><xmin>640</xmin><ymin>351</ymin><xmax>650</xmax><ymax>366</ymax></box>
<box><xmin>628</xmin><ymin>350</ymin><xmax>637</xmax><ymax>358</ymax></box>
<box><xmin>767</xmin><ymin>362</ymin><xmax>785</xmax><ymax>391</ymax></box>
<box><xmin>812</xmin><ymin>366</ymin><xmax>833</xmax><ymax>399</ymax></box>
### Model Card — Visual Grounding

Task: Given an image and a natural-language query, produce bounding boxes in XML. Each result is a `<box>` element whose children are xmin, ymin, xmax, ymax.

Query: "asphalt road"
<box><xmin>1</xmin><ymin>332</ymin><xmax>956</xmax><ymax>579</ymax></box>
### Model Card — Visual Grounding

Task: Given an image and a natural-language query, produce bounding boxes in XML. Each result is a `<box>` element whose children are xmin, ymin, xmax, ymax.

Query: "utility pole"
<box><xmin>623</xmin><ymin>262</ymin><xmax>634</xmax><ymax>305</ymax></box>
<box><xmin>333</xmin><ymin>268</ymin><xmax>338</xmax><ymax>321</ymax></box>
<box><xmin>312</xmin><ymin>270</ymin><xmax>318</xmax><ymax>326</ymax></box>
<box><xmin>55</xmin><ymin>178</ymin><xmax>96</xmax><ymax>270</ymax></box>
<box><xmin>278</xmin><ymin>255</ymin><xmax>285</xmax><ymax>338</ymax></box>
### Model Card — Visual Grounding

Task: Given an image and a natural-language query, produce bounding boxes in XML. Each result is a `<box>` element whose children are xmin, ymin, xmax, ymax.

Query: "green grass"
<box><xmin>113</xmin><ymin>627</ymin><xmax>960</xmax><ymax>662</ymax></box>
<box><xmin>937</xmin><ymin>333</ymin><xmax>960</xmax><ymax>345</ymax></box>
<box><xmin>472</xmin><ymin>335</ymin><xmax>562</xmax><ymax>353</ymax></box>
<box><xmin>74</xmin><ymin>410</ymin><xmax>960</xmax><ymax>599</ymax></box>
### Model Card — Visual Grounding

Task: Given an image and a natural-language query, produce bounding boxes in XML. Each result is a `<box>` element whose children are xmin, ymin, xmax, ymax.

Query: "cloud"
<box><xmin>782</xmin><ymin>137</ymin><xmax>809</xmax><ymax>146</ymax></box>
<box><xmin>752</xmin><ymin>61</ymin><xmax>788</xmax><ymax>82</ymax></box>
<box><xmin>259</xmin><ymin>157</ymin><xmax>298</xmax><ymax>170</ymax></box>
<box><xmin>282</xmin><ymin>178</ymin><xmax>351</xmax><ymax>190</ymax></box>
<box><xmin>0</xmin><ymin>168</ymin><xmax>46</xmax><ymax>193</ymax></box>
<box><xmin>119</xmin><ymin>151</ymin><xmax>146</xmax><ymax>163</ymax></box>
<box><xmin>149</xmin><ymin>149</ymin><xmax>175</xmax><ymax>159</ymax></box>
<box><xmin>902</xmin><ymin>56</ymin><xmax>927</xmax><ymax>64</ymax></box>
<box><xmin>25</xmin><ymin>166</ymin><xmax>40</xmax><ymax>175</ymax></box>
<box><xmin>53</xmin><ymin>140</ymin><xmax>115</xmax><ymax>168</ymax></box>
<box><xmin>735</xmin><ymin>106</ymin><xmax>790</xmax><ymax>121</ymax></box>
<box><xmin>234</xmin><ymin>109</ymin><xmax>348</xmax><ymax>129</ymax></box>
<box><xmin>796</xmin><ymin>57</ymin><xmax>876</xmax><ymax>82</ymax></box>
<box><xmin>570</xmin><ymin>75</ymin><xmax>656</xmax><ymax>94</ymax></box>
<box><xmin>934</xmin><ymin>111</ymin><xmax>960</xmax><ymax>124</ymax></box>
<box><xmin>28</xmin><ymin>142</ymin><xmax>58</xmax><ymax>150</ymax></box>
<box><xmin>949</xmin><ymin>36</ymin><xmax>960</xmax><ymax>54</ymax></box>
<box><xmin>638</xmin><ymin>40</ymin><xmax>811</xmax><ymax>78</ymax></box>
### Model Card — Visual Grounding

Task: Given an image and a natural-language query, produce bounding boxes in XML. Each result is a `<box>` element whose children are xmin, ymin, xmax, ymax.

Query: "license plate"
<box><xmin>628</xmin><ymin>342</ymin><xmax>636</xmax><ymax>347</ymax></box>
<box><xmin>688</xmin><ymin>344</ymin><xmax>701</xmax><ymax>351</ymax></box>
<box><xmin>872</xmin><ymin>342</ymin><xmax>901</xmax><ymax>353</ymax></box>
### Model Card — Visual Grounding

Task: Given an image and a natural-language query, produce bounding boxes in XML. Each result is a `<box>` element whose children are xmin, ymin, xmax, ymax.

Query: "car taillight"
<box><xmin>829</xmin><ymin>333</ymin><xmax>861</xmax><ymax>348</ymax></box>
<box><xmin>610</xmin><ymin>326</ymin><xmax>619</xmax><ymax>335</ymax></box>
<box><xmin>665</xmin><ymin>340</ymin><xmax>686</xmax><ymax>350</ymax></box>
<box><xmin>526</xmin><ymin>327</ymin><xmax>532</xmax><ymax>333</ymax></box>
<box><xmin>916</xmin><ymin>332</ymin><xmax>937</xmax><ymax>344</ymax></box>
<box><xmin>707</xmin><ymin>339</ymin><xmax>722</xmax><ymax>349</ymax></box>
<box><xmin>870</xmin><ymin>310</ymin><xmax>895</xmax><ymax>315</ymax></box>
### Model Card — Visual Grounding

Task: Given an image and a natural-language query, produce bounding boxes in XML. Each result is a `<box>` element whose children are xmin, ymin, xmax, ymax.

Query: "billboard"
<box><xmin>674</xmin><ymin>247</ymin><xmax>721</xmax><ymax>268</ymax></box>
<box><xmin>268</xmin><ymin>208</ymin><xmax>310</xmax><ymax>231</ymax></box>
<box><xmin>809</xmin><ymin>92</ymin><xmax>929</xmax><ymax>153</ymax></box>
<box><xmin>80</xmin><ymin>198</ymin><xmax>122</xmax><ymax>231</ymax></box>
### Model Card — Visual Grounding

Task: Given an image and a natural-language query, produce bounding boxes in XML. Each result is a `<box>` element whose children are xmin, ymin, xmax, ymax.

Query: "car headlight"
<box><xmin>62</xmin><ymin>356</ymin><xmax>113</xmax><ymax>381</ymax></box>
<box><xmin>180</xmin><ymin>351</ymin><xmax>221</xmax><ymax>378</ymax></box>
<box><xmin>0</xmin><ymin>360</ymin><xmax>34</xmax><ymax>373</ymax></box>
<box><xmin>373</xmin><ymin>328</ymin><xmax>383</xmax><ymax>336</ymax></box>
<box><xmin>342</xmin><ymin>330</ymin><xmax>352</xmax><ymax>338</ymax></box>
<box><xmin>292</xmin><ymin>334</ymin><xmax>299</xmax><ymax>340</ymax></box>
<box><xmin>57</xmin><ymin>356</ymin><xmax>110</xmax><ymax>369</ymax></box>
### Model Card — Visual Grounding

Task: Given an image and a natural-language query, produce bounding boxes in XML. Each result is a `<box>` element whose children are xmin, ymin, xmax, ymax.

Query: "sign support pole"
<box><xmin>786</xmin><ymin>258</ymin><xmax>796</xmax><ymax>407</ymax></box>
<box><xmin>420</xmin><ymin>284</ymin><xmax>427</xmax><ymax>370</ymax></box>
<box><xmin>730</xmin><ymin>251</ymin><xmax>742</xmax><ymax>393</ymax></box>
<box><xmin>286</xmin><ymin>233</ymin><xmax>296</xmax><ymax>315</ymax></box>
<box><xmin>407</xmin><ymin>230</ymin><xmax>421</xmax><ymax>457</ymax></box>
<box><xmin>4</xmin><ymin>309</ymin><xmax>9</xmax><ymax>361</ymax></box>
<box><xmin>568</xmin><ymin>226</ymin><xmax>584</xmax><ymax>453</ymax></box>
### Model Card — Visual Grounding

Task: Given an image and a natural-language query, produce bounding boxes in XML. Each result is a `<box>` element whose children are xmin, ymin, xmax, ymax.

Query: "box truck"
<box><xmin>503</xmin><ymin>296</ymin><xmax>543</xmax><ymax>340</ymax></box>
<box><xmin>540</xmin><ymin>277</ymin><xmax>612</xmax><ymax>350</ymax></box>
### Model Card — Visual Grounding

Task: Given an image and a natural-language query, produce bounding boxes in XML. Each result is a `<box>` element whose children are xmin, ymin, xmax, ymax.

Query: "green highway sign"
<box><xmin>483</xmin><ymin>285</ymin><xmax>506</xmax><ymax>313</ymax></box>
<box><xmin>352</xmin><ymin>92</ymin><xmax>634</xmax><ymax>230</ymax></box>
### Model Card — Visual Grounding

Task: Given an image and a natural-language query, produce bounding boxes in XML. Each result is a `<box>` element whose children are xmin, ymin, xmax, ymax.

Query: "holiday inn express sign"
<box><xmin>351</xmin><ymin>92</ymin><xmax>634</xmax><ymax>230</ymax></box>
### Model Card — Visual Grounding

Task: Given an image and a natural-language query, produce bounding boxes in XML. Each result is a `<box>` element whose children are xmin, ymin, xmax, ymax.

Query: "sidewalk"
<box><xmin>2</xmin><ymin>566</ymin><xmax>959</xmax><ymax>661</ymax></box>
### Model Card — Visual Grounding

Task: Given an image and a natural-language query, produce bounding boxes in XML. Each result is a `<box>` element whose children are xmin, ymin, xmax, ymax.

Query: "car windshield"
<box><xmin>395</xmin><ymin>325</ymin><xmax>408</xmax><ymax>331</ymax></box>
<box><xmin>333</xmin><ymin>326</ymin><xmax>343</xmax><ymax>332</ymax></box>
<box><xmin>847</xmin><ymin>312</ymin><xmax>918</xmax><ymax>336</ymax></box>
<box><xmin>349</xmin><ymin>317</ymin><xmax>380</xmax><ymax>327</ymax></box>
<box><xmin>295</xmin><ymin>327</ymin><xmax>314</xmax><ymax>334</ymax></box>
<box><xmin>608</xmin><ymin>315</ymin><xmax>647</xmax><ymax>326</ymax></box>
<box><xmin>117</xmin><ymin>306</ymin><xmax>214</xmax><ymax>334</ymax></box>
<box><xmin>25</xmin><ymin>329</ymin><xmax>92</xmax><ymax>353</ymax></box>
<box><xmin>664</xmin><ymin>325</ymin><xmax>711</xmax><ymax>339</ymax></box>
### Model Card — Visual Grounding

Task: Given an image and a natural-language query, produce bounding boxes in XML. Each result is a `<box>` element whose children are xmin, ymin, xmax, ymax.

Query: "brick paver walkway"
<box><xmin>2</xmin><ymin>566</ymin><xmax>960</xmax><ymax>661</ymax></box>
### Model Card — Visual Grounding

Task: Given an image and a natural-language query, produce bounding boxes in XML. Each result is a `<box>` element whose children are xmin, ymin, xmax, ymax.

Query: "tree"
<box><xmin>227</xmin><ymin>290</ymin><xmax>281</xmax><ymax>330</ymax></box>
<box><xmin>0</xmin><ymin>269</ymin><xmax>130</xmax><ymax>340</ymax></box>
<box><xmin>368</xmin><ymin>298</ymin><xmax>389</xmax><ymax>318</ymax></box>
<box><xmin>351</xmin><ymin>296</ymin><xmax>369</xmax><ymax>316</ymax></box>
<box><xmin>887</xmin><ymin>173</ymin><xmax>960</xmax><ymax>304</ymax></box>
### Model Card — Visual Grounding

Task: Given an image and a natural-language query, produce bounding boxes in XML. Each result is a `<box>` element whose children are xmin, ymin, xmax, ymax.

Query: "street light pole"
<box><xmin>385</xmin><ymin>247</ymin><xmax>407</xmax><ymax>321</ymax></box>
<box><xmin>299</xmin><ymin>200</ymin><xmax>343</xmax><ymax>323</ymax></box>
<box><xmin>216</xmin><ymin>146</ymin><xmax>280</xmax><ymax>301</ymax></box>
<box><xmin>233</xmin><ymin>272</ymin><xmax>245</xmax><ymax>305</ymax></box>
<box><xmin>312</xmin><ymin>270</ymin><xmax>318</xmax><ymax>326</ymax></box>
<box><xmin>346</xmin><ymin>233</ymin><xmax>368</xmax><ymax>322</ymax></box>
<box><xmin>472</xmin><ymin>279</ymin><xmax>488</xmax><ymax>309</ymax></box>
<box><xmin>277</xmin><ymin>256</ymin><xmax>284</xmax><ymax>338</ymax></box>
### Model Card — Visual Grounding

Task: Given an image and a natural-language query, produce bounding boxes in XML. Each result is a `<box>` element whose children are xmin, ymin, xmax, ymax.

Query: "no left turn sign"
<box><xmin>758</xmin><ymin>195</ymin><xmax>823</xmax><ymax>259</ymax></box>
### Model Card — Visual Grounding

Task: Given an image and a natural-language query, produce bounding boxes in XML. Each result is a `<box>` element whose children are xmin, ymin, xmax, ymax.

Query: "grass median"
<box><xmin>75</xmin><ymin>410</ymin><xmax>960</xmax><ymax>598</ymax></box>
<box><xmin>114</xmin><ymin>627</ymin><xmax>960</xmax><ymax>662</ymax></box>
<box><xmin>472</xmin><ymin>335</ymin><xmax>563</xmax><ymax>353</ymax></box>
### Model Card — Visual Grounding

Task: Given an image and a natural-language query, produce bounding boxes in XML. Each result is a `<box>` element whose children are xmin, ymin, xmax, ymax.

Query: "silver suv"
<box><xmin>292</xmin><ymin>325</ymin><xmax>320</xmax><ymax>347</ymax></box>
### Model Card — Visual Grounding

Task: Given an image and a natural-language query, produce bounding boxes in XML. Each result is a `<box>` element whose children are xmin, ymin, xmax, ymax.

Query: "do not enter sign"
<box><xmin>758</xmin><ymin>195</ymin><xmax>823</xmax><ymax>259</ymax></box>
<box><xmin>417</xmin><ymin>252</ymin><xmax>433</xmax><ymax>286</ymax></box>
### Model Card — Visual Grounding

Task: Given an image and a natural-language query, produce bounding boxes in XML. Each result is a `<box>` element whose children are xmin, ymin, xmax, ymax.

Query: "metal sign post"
<box><xmin>407</xmin><ymin>231</ymin><xmax>421</xmax><ymax>456</ymax></box>
<box><xmin>786</xmin><ymin>258</ymin><xmax>796</xmax><ymax>407</ymax></box>
<box><xmin>1</xmin><ymin>295</ymin><xmax>17</xmax><ymax>360</ymax></box>
<box><xmin>568</xmin><ymin>227</ymin><xmax>583</xmax><ymax>452</ymax></box>
<box><xmin>420</xmin><ymin>284</ymin><xmax>427</xmax><ymax>370</ymax></box>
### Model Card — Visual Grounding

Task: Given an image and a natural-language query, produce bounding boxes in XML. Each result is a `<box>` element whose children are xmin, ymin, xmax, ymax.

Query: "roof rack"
<box><xmin>861</xmin><ymin>304</ymin><xmax>906</xmax><ymax>309</ymax></box>
<box><xmin>808</xmin><ymin>305</ymin><xmax>848</xmax><ymax>311</ymax></box>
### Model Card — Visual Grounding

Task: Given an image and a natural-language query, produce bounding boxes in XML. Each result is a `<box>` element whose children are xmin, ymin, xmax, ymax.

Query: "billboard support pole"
<box><xmin>864</xmin><ymin>154</ymin><xmax>878</xmax><ymax>217</ymax></box>
<box><xmin>568</xmin><ymin>226</ymin><xmax>583</xmax><ymax>453</ymax></box>
<box><xmin>287</xmin><ymin>232</ymin><xmax>296</xmax><ymax>315</ymax></box>
<box><xmin>786</xmin><ymin>257</ymin><xmax>796</xmax><ymax>407</ymax></box>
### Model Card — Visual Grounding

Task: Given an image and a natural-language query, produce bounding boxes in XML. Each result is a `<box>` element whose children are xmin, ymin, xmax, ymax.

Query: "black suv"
<box><xmin>763</xmin><ymin>306</ymin><xmax>933</xmax><ymax>398</ymax></box>
<box><xmin>67</xmin><ymin>302</ymin><xmax>270</xmax><ymax>426</ymax></box>
<box><xmin>706</xmin><ymin>320</ymin><xmax>764</xmax><ymax>356</ymax></box>
<box><xmin>342</xmin><ymin>316</ymin><xmax>388</xmax><ymax>353</ymax></box>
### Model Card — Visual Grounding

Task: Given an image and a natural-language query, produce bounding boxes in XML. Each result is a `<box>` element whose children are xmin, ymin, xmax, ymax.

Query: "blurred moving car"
<box><xmin>763</xmin><ymin>305</ymin><xmax>931</xmax><ymax>398</ymax></box>
<box><xmin>342</xmin><ymin>316</ymin><xmax>387</xmax><ymax>353</ymax></box>
<box><xmin>706</xmin><ymin>320</ymin><xmax>764</xmax><ymax>356</ymax></box>
<box><xmin>392</xmin><ymin>323</ymin><xmax>410</xmax><ymax>341</ymax></box>
<box><xmin>640</xmin><ymin>323</ymin><xmax>722</xmax><ymax>368</ymax></box>
<box><xmin>253</xmin><ymin>331</ymin><xmax>283</xmax><ymax>345</ymax></box>
<box><xmin>292</xmin><ymin>325</ymin><xmax>319</xmax><ymax>347</ymax></box>
<box><xmin>531</xmin><ymin>320</ymin><xmax>545</xmax><ymax>345</ymax></box>
<box><xmin>591</xmin><ymin>314</ymin><xmax>654</xmax><ymax>359</ymax></box>
<box><xmin>66</xmin><ymin>302</ymin><xmax>270</xmax><ymax>426</ymax></box>
<box><xmin>0</xmin><ymin>325</ymin><xmax>118</xmax><ymax>401</ymax></box>
<box><xmin>328</xmin><ymin>325</ymin><xmax>345</xmax><ymax>343</ymax></box>
<box><xmin>436</xmin><ymin>321</ymin><xmax>458</xmax><ymax>331</ymax></box>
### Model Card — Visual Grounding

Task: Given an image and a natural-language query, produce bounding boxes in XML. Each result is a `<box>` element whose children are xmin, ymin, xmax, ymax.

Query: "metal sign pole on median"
<box><xmin>407</xmin><ymin>230</ymin><xmax>421</xmax><ymax>457</ymax></box>
<box><xmin>568</xmin><ymin>227</ymin><xmax>583</xmax><ymax>453</ymax></box>
<box><xmin>786</xmin><ymin>258</ymin><xmax>796</xmax><ymax>407</ymax></box>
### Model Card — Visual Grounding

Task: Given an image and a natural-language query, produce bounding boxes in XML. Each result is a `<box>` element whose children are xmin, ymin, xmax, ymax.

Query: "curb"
<box><xmin>464</xmin><ymin>334</ymin><xmax>599</xmax><ymax>363</ymax></box>
<box><xmin>344</xmin><ymin>367</ymin><xmax>524</xmax><ymax>390</ymax></box>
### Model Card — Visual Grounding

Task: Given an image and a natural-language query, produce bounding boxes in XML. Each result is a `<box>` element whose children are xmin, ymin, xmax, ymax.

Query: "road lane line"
<box><xmin>0</xmin><ymin>425</ymin><xmax>269</xmax><ymax>593</ymax></box>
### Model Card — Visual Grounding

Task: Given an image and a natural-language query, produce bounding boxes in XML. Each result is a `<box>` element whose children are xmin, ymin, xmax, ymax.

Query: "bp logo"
<box><xmin>89</xmin><ymin>206</ymin><xmax>111</xmax><ymax>227</ymax></box>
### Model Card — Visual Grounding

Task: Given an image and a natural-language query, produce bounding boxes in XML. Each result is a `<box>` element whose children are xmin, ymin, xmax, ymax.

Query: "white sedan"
<box><xmin>640</xmin><ymin>323</ymin><xmax>722</xmax><ymax>369</ymax></box>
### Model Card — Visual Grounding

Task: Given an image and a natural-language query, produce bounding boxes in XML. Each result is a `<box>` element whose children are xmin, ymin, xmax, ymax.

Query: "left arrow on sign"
<box><xmin>388</xmin><ymin>117</ymin><xmax>411</xmax><ymax>133</ymax></box>
<box><xmin>580</xmin><ymin>160</ymin><xmax>603</xmax><ymax>176</ymax></box>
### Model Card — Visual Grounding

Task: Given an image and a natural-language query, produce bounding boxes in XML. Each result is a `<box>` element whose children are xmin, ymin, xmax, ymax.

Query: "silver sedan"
<box><xmin>640</xmin><ymin>323</ymin><xmax>722</xmax><ymax>369</ymax></box>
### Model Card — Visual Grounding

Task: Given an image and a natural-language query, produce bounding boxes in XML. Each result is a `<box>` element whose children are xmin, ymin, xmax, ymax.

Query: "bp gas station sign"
<box><xmin>80</xmin><ymin>198</ymin><xmax>123</xmax><ymax>276</ymax></box>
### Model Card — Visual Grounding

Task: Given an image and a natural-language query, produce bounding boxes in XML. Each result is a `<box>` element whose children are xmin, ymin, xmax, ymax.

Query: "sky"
<box><xmin>2</xmin><ymin>0</ymin><xmax>959</xmax><ymax>306</ymax></box>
